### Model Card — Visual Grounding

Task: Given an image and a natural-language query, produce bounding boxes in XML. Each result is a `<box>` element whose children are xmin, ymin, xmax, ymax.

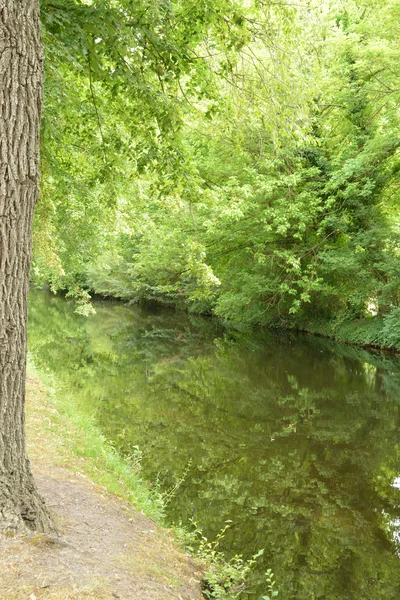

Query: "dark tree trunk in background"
<box><xmin>0</xmin><ymin>0</ymin><xmax>54</xmax><ymax>533</ymax></box>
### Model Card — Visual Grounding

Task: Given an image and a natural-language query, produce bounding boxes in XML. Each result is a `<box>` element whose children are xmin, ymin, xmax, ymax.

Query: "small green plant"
<box><xmin>182</xmin><ymin>519</ymin><xmax>266</xmax><ymax>599</ymax></box>
<box><xmin>261</xmin><ymin>568</ymin><xmax>279</xmax><ymax>599</ymax></box>
<box><xmin>162</xmin><ymin>459</ymin><xmax>192</xmax><ymax>506</ymax></box>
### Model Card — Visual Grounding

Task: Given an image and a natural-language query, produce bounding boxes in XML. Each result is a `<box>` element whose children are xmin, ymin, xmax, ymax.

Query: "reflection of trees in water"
<box><xmin>29</xmin><ymin>289</ymin><xmax>400</xmax><ymax>599</ymax></box>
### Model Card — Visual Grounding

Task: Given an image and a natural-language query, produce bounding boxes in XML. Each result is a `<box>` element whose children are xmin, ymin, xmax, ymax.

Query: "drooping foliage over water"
<box><xmin>35</xmin><ymin>0</ymin><xmax>400</xmax><ymax>345</ymax></box>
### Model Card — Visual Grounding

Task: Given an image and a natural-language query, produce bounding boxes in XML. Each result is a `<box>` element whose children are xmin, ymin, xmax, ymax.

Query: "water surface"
<box><xmin>28</xmin><ymin>289</ymin><xmax>400</xmax><ymax>599</ymax></box>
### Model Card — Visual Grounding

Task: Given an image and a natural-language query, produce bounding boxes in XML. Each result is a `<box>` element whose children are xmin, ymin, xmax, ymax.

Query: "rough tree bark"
<box><xmin>0</xmin><ymin>0</ymin><xmax>54</xmax><ymax>533</ymax></box>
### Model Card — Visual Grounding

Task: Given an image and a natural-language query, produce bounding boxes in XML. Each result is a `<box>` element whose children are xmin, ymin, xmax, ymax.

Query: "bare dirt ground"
<box><xmin>0</xmin><ymin>375</ymin><xmax>202</xmax><ymax>600</ymax></box>
<box><xmin>0</xmin><ymin>465</ymin><xmax>201</xmax><ymax>600</ymax></box>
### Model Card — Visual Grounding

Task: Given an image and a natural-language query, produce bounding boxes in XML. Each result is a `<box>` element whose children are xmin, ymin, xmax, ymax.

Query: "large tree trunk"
<box><xmin>0</xmin><ymin>0</ymin><xmax>54</xmax><ymax>533</ymax></box>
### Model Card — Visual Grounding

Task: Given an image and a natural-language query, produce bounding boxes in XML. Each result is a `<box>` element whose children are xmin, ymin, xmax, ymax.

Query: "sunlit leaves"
<box><xmin>35</xmin><ymin>0</ymin><xmax>400</xmax><ymax>337</ymax></box>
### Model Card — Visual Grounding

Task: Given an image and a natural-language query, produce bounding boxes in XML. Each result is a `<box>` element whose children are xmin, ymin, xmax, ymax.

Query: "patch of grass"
<box><xmin>26</xmin><ymin>359</ymin><xmax>164</xmax><ymax>523</ymax></box>
<box><xmin>286</xmin><ymin>314</ymin><xmax>400</xmax><ymax>353</ymax></box>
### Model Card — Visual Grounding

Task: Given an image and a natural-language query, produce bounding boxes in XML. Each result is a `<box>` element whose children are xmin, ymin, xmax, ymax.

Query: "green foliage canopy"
<box><xmin>34</xmin><ymin>0</ymin><xmax>400</xmax><ymax>341</ymax></box>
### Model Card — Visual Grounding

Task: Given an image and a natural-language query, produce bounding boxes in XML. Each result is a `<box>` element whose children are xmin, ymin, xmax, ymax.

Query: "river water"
<box><xmin>28</xmin><ymin>288</ymin><xmax>400</xmax><ymax>599</ymax></box>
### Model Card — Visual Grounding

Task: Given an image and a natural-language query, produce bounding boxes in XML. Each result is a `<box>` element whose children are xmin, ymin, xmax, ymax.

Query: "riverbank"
<box><xmin>284</xmin><ymin>314</ymin><xmax>400</xmax><ymax>354</ymax></box>
<box><xmin>0</xmin><ymin>369</ymin><xmax>202</xmax><ymax>600</ymax></box>
<box><xmin>40</xmin><ymin>284</ymin><xmax>400</xmax><ymax>355</ymax></box>
<box><xmin>88</xmin><ymin>288</ymin><xmax>400</xmax><ymax>354</ymax></box>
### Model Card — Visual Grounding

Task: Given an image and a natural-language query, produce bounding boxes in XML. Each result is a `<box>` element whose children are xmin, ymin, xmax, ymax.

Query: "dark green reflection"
<box><xmin>28</xmin><ymin>288</ymin><xmax>400</xmax><ymax>599</ymax></box>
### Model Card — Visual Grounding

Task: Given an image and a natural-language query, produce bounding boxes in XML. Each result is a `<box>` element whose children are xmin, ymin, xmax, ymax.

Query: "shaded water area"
<box><xmin>28</xmin><ymin>288</ymin><xmax>400</xmax><ymax>599</ymax></box>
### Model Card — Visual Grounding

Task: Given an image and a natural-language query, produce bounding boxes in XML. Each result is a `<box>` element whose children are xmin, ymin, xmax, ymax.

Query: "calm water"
<box><xmin>28</xmin><ymin>288</ymin><xmax>400</xmax><ymax>599</ymax></box>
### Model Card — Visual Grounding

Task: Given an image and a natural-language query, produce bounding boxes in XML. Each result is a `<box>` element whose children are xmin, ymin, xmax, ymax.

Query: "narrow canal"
<box><xmin>28</xmin><ymin>288</ymin><xmax>400</xmax><ymax>599</ymax></box>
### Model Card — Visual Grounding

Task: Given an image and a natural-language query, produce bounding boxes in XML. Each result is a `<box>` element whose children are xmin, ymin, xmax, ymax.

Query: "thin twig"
<box><xmin>87</xmin><ymin>53</ymin><xmax>108</xmax><ymax>166</ymax></box>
